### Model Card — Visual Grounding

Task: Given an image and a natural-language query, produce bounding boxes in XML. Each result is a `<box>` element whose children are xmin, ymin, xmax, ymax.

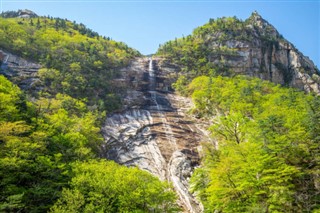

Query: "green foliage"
<box><xmin>0</xmin><ymin>75</ymin><xmax>28</xmax><ymax>121</ymax></box>
<box><xmin>189</xmin><ymin>75</ymin><xmax>320</xmax><ymax>212</ymax></box>
<box><xmin>0</xmin><ymin>12</ymin><xmax>181</xmax><ymax>213</ymax></box>
<box><xmin>156</xmin><ymin>16</ymin><xmax>248</xmax><ymax>79</ymax></box>
<box><xmin>172</xmin><ymin>75</ymin><xmax>189</xmax><ymax>96</ymax></box>
<box><xmin>50</xmin><ymin>160</ymin><xmax>180</xmax><ymax>213</ymax></box>
<box><xmin>0</xmin><ymin>73</ymin><xmax>179</xmax><ymax>212</ymax></box>
<box><xmin>156</xmin><ymin>14</ymin><xmax>283</xmax><ymax>84</ymax></box>
<box><xmin>0</xmin><ymin>16</ymin><xmax>140</xmax><ymax>112</ymax></box>
<box><xmin>0</xmin><ymin>77</ymin><xmax>84</xmax><ymax>211</ymax></box>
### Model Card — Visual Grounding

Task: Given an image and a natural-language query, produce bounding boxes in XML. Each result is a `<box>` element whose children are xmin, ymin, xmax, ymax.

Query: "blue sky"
<box><xmin>1</xmin><ymin>0</ymin><xmax>319</xmax><ymax>67</ymax></box>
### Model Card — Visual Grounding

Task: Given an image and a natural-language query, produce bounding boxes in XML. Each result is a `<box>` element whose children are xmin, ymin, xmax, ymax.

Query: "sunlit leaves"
<box><xmin>0</xmin><ymin>16</ymin><xmax>140</xmax><ymax>111</ymax></box>
<box><xmin>50</xmin><ymin>160</ymin><xmax>179</xmax><ymax>213</ymax></box>
<box><xmin>189</xmin><ymin>75</ymin><xmax>319</xmax><ymax>212</ymax></box>
<box><xmin>0</xmin><ymin>77</ymin><xmax>103</xmax><ymax>212</ymax></box>
<box><xmin>0</xmin><ymin>76</ymin><xmax>23</xmax><ymax>121</ymax></box>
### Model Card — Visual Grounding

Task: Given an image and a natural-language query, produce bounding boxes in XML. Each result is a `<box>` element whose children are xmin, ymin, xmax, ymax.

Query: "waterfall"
<box><xmin>103</xmin><ymin>57</ymin><xmax>203</xmax><ymax>213</ymax></box>
<box><xmin>149</xmin><ymin>58</ymin><xmax>156</xmax><ymax>91</ymax></box>
<box><xmin>4</xmin><ymin>55</ymin><xmax>9</xmax><ymax>63</ymax></box>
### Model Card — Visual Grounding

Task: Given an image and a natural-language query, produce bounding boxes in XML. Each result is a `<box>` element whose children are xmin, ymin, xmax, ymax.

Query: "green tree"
<box><xmin>189</xmin><ymin>75</ymin><xmax>320</xmax><ymax>212</ymax></box>
<box><xmin>50</xmin><ymin>160</ymin><xmax>180</xmax><ymax>213</ymax></box>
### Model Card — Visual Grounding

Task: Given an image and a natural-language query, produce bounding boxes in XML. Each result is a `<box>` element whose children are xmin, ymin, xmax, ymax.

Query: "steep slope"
<box><xmin>0</xmin><ymin>12</ymin><xmax>140</xmax><ymax>111</ymax></box>
<box><xmin>0</xmin><ymin>75</ymin><xmax>179</xmax><ymax>212</ymax></box>
<box><xmin>102</xmin><ymin>57</ymin><xmax>210</xmax><ymax>212</ymax></box>
<box><xmin>0</xmin><ymin>49</ymin><xmax>41</xmax><ymax>91</ymax></box>
<box><xmin>157</xmin><ymin>11</ymin><xmax>320</xmax><ymax>93</ymax></box>
<box><xmin>0</xmin><ymin>12</ymin><xmax>179</xmax><ymax>213</ymax></box>
<box><xmin>156</xmin><ymin>11</ymin><xmax>320</xmax><ymax>212</ymax></box>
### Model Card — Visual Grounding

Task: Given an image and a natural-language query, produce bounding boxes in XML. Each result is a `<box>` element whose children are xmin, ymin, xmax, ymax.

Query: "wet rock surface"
<box><xmin>0</xmin><ymin>49</ymin><xmax>41</xmax><ymax>91</ymax></box>
<box><xmin>102</xmin><ymin>57</ymin><xmax>206</xmax><ymax>212</ymax></box>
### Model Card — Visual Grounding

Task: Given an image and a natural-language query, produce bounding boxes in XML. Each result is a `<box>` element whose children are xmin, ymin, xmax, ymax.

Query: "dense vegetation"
<box><xmin>157</xmin><ymin>13</ymin><xmax>319</xmax><ymax>211</ymax></box>
<box><xmin>0</xmin><ymin>70</ymin><xmax>178</xmax><ymax>212</ymax></box>
<box><xmin>0</xmin><ymin>13</ymin><xmax>179</xmax><ymax>212</ymax></box>
<box><xmin>156</xmin><ymin>13</ymin><xmax>283</xmax><ymax>81</ymax></box>
<box><xmin>1</xmin><ymin>10</ymin><xmax>319</xmax><ymax>212</ymax></box>
<box><xmin>175</xmin><ymin>75</ymin><xmax>319</xmax><ymax>212</ymax></box>
<box><xmin>50</xmin><ymin>160</ymin><xmax>179</xmax><ymax>212</ymax></box>
<box><xmin>0</xmin><ymin>15</ymin><xmax>140</xmax><ymax>111</ymax></box>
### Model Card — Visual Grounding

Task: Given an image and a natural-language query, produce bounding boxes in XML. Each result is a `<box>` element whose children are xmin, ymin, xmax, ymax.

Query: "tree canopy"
<box><xmin>0</xmin><ymin>74</ymin><xmax>179</xmax><ymax>212</ymax></box>
<box><xmin>187</xmin><ymin>75</ymin><xmax>320</xmax><ymax>212</ymax></box>
<box><xmin>0</xmin><ymin>16</ymin><xmax>140</xmax><ymax>112</ymax></box>
<box><xmin>0</xmin><ymin>14</ymin><xmax>178</xmax><ymax>212</ymax></box>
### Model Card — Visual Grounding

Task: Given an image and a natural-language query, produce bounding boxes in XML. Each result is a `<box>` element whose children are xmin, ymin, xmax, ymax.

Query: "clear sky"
<box><xmin>1</xmin><ymin>0</ymin><xmax>319</xmax><ymax>67</ymax></box>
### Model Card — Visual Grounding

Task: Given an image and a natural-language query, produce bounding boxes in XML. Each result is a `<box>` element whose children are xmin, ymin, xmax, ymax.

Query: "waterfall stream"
<box><xmin>148</xmin><ymin>58</ymin><xmax>201</xmax><ymax>213</ymax></box>
<box><xmin>103</xmin><ymin>57</ymin><xmax>203</xmax><ymax>213</ymax></box>
<box><xmin>149</xmin><ymin>58</ymin><xmax>156</xmax><ymax>91</ymax></box>
<box><xmin>148</xmin><ymin>59</ymin><xmax>177</xmax><ymax>150</ymax></box>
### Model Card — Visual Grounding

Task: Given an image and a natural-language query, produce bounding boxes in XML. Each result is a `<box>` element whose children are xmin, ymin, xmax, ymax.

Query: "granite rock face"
<box><xmin>102</xmin><ymin>58</ymin><xmax>206</xmax><ymax>212</ymax></box>
<box><xmin>0</xmin><ymin>9</ymin><xmax>38</xmax><ymax>18</ymax></box>
<box><xmin>0</xmin><ymin>49</ymin><xmax>42</xmax><ymax>91</ymax></box>
<box><xmin>207</xmin><ymin>12</ymin><xmax>320</xmax><ymax>93</ymax></box>
<box><xmin>159</xmin><ymin>12</ymin><xmax>319</xmax><ymax>94</ymax></box>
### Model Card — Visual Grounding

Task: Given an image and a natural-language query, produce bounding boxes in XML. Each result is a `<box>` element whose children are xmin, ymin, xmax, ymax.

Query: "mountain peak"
<box><xmin>248</xmin><ymin>10</ymin><xmax>268</xmax><ymax>25</ymax></box>
<box><xmin>0</xmin><ymin>9</ymin><xmax>38</xmax><ymax>18</ymax></box>
<box><xmin>247</xmin><ymin>11</ymin><xmax>279</xmax><ymax>38</ymax></box>
<box><xmin>18</xmin><ymin>9</ymin><xmax>38</xmax><ymax>18</ymax></box>
<box><xmin>251</xmin><ymin>10</ymin><xmax>262</xmax><ymax>19</ymax></box>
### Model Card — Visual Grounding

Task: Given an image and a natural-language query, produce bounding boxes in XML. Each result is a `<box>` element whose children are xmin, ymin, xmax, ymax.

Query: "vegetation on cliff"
<box><xmin>1</xmin><ymin>10</ymin><xmax>319</xmax><ymax>212</ymax></box>
<box><xmin>0</xmin><ymin>13</ymin><xmax>178</xmax><ymax>212</ymax></box>
<box><xmin>156</xmin><ymin>12</ymin><xmax>319</xmax><ymax>89</ymax></box>
<box><xmin>157</xmin><ymin>16</ymin><xmax>247</xmax><ymax>78</ymax></box>
<box><xmin>0</xmin><ymin>15</ymin><xmax>140</xmax><ymax>111</ymax></box>
<box><xmin>0</xmin><ymin>73</ymin><xmax>179</xmax><ymax>212</ymax></box>
<box><xmin>157</xmin><ymin>13</ymin><xmax>319</xmax><ymax>211</ymax></box>
<box><xmin>178</xmin><ymin>75</ymin><xmax>320</xmax><ymax>212</ymax></box>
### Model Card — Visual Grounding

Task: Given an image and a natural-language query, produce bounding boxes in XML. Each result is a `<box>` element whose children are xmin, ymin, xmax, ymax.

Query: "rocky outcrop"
<box><xmin>0</xmin><ymin>49</ymin><xmax>41</xmax><ymax>91</ymax></box>
<box><xmin>102</xmin><ymin>58</ymin><xmax>207</xmax><ymax>212</ymax></box>
<box><xmin>159</xmin><ymin>12</ymin><xmax>319</xmax><ymax>94</ymax></box>
<box><xmin>102</xmin><ymin>109</ymin><xmax>167</xmax><ymax>178</ymax></box>
<box><xmin>207</xmin><ymin>12</ymin><xmax>320</xmax><ymax>93</ymax></box>
<box><xmin>17</xmin><ymin>9</ymin><xmax>38</xmax><ymax>18</ymax></box>
<box><xmin>0</xmin><ymin>9</ymin><xmax>38</xmax><ymax>18</ymax></box>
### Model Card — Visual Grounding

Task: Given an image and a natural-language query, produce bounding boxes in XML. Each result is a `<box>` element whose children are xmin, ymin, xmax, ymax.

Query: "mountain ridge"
<box><xmin>157</xmin><ymin>11</ymin><xmax>320</xmax><ymax>94</ymax></box>
<box><xmin>0</xmin><ymin>10</ymin><xmax>319</xmax><ymax>212</ymax></box>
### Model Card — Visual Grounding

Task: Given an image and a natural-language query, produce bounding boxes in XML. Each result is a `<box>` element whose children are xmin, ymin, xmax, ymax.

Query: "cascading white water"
<box><xmin>103</xmin><ymin>58</ymin><xmax>203</xmax><ymax>213</ymax></box>
<box><xmin>148</xmin><ymin>58</ymin><xmax>200</xmax><ymax>213</ymax></box>
<box><xmin>149</xmin><ymin>58</ymin><xmax>156</xmax><ymax>91</ymax></box>
<box><xmin>148</xmin><ymin>58</ymin><xmax>177</xmax><ymax>150</ymax></box>
<box><xmin>4</xmin><ymin>55</ymin><xmax>9</xmax><ymax>63</ymax></box>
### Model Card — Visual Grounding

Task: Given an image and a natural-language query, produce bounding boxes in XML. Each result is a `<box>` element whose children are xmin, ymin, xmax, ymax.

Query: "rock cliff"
<box><xmin>102</xmin><ymin>58</ymin><xmax>209</xmax><ymax>212</ymax></box>
<box><xmin>0</xmin><ymin>49</ymin><xmax>41</xmax><ymax>91</ymax></box>
<box><xmin>222</xmin><ymin>12</ymin><xmax>320</xmax><ymax>93</ymax></box>
<box><xmin>1</xmin><ymin>11</ymin><xmax>318</xmax><ymax>212</ymax></box>
<box><xmin>158</xmin><ymin>11</ymin><xmax>320</xmax><ymax>94</ymax></box>
<box><xmin>0</xmin><ymin>9</ymin><xmax>38</xmax><ymax>18</ymax></box>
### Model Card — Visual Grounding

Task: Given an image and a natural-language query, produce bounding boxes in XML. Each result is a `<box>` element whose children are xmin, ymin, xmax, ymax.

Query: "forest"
<box><xmin>0</xmin><ymin>10</ymin><xmax>319</xmax><ymax>213</ymax></box>
<box><xmin>0</xmin><ymin>14</ymin><xmax>179</xmax><ymax>212</ymax></box>
<box><xmin>183</xmin><ymin>75</ymin><xmax>320</xmax><ymax>212</ymax></box>
<box><xmin>0</xmin><ymin>14</ymin><xmax>140</xmax><ymax>112</ymax></box>
<box><xmin>157</xmin><ymin>14</ymin><xmax>320</xmax><ymax>212</ymax></box>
